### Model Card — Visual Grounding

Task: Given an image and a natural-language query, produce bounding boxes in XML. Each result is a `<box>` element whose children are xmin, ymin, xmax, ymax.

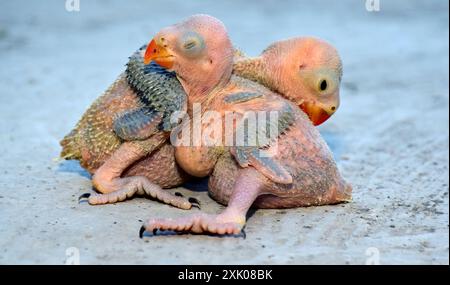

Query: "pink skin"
<box><xmin>233</xmin><ymin>37</ymin><xmax>343</xmax><ymax>126</ymax></box>
<box><xmin>90</xmin><ymin>134</ymin><xmax>194</xmax><ymax>209</ymax></box>
<box><xmin>144</xmin><ymin>83</ymin><xmax>352</xmax><ymax>236</ymax></box>
<box><xmin>141</xmin><ymin>15</ymin><xmax>351</xmax><ymax>236</ymax></box>
<box><xmin>145</xmin><ymin>14</ymin><xmax>234</xmax><ymax>108</ymax></box>
<box><xmin>145</xmin><ymin>168</ymin><xmax>260</xmax><ymax>235</ymax></box>
<box><xmin>88</xmin><ymin>15</ymin><xmax>233</xmax><ymax>209</ymax></box>
<box><xmin>88</xmin><ymin>15</ymin><xmax>234</xmax><ymax>209</ymax></box>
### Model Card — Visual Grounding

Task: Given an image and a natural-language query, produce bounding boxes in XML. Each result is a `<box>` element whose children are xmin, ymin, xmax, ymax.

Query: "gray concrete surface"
<box><xmin>0</xmin><ymin>0</ymin><xmax>448</xmax><ymax>264</ymax></box>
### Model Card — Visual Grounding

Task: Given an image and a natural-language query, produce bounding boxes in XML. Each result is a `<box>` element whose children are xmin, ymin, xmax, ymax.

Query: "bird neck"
<box><xmin>180</xmin><ymin>68</ymin><xmax>232</xmax><ymax>114</ymax></box>
<box><xmin>233</xmin><ymin>56</ymin><xmax>278</xmax><ymax>93</ymax></box>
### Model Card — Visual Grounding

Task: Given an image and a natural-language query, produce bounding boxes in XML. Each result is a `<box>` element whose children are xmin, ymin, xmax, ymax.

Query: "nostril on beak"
<box><xmin>331</xmin><ymin>106</ymin><xmax>336</xmax><ymax>111</ymax></box>
<box><xmin>160</xmin><ymin>37</ymin><xmax>168</xmax><ymax>47</ymax></box>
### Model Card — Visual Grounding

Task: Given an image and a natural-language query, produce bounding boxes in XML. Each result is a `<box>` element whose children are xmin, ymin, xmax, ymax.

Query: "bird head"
<box><xmin>144</xmin><ymin>14</ymin><xmax>234</xmax><ymax>97</ymax></box>
<box><xmin>261</xmin><ymin>37</ymin><xmax>343</xmax><ymax>126</ymax></box>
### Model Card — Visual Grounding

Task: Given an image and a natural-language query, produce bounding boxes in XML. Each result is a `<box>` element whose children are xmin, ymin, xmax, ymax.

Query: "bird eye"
<box><xmin>179</xmin><ymin>31</ymin><xmax>205</xmax><ymax>58</ymax></box>
<box><xmin>306</xmin><ymin>69</ymin><xmax>338</xmax><ymax>95</ymax></box>
<box><xmin>315</xmin><ymin>76</ymin><xmax>337</xmax><ymax>95</ymax></box>
<box><xmin>319</xmin><ymin>79</ymin><xmax>328</xmax><ymax>91</ymax></box>
<box><xmin>183</xmin><ymin>41</ymin><xmax>197</xmax><ymax>50</ymax></box>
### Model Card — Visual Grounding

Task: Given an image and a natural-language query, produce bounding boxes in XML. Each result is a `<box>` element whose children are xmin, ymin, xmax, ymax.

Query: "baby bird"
<box><xmin>138</xmin><ymin>14</ymin><xmax>351</xmax><ymax>236</ymax></box>
<box><xmin>60</xmin><ymin>17</ymin><xmax>345</xmax><ymax>212</ymax></box>
<box><xmin>234</xmin><ymin>37</ymin><xmax>342</xmax><ymax>126</ymax></box>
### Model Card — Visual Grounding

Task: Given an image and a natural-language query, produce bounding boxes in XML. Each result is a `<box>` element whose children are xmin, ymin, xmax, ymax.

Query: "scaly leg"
<box><xmin>81</xmin><ymin>135</ymin><xmax>198</xmax><ymax>210</ymax></box>
<box><xmin>140</xmin><ymin>168</ymin><xmax>264</xmax><ymax>236</ymax></box>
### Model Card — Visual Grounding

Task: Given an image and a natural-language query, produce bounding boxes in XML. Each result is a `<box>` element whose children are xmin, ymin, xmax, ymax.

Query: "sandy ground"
<box><xmin>0</xmin><ymin>0</ymin><xmax>448</xmax><ymax>265</ymax></box>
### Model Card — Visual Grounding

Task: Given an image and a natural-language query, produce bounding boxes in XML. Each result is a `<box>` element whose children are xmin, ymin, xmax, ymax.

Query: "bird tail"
<box><xmin>60</xmin><ymin>126</ymin><xmax>83</xmax><ymax>161</ymax></box>
<box><xmin>336</xmin><ymin>181</ymin><xmax>353</xmax><ymax>203</ymax></box>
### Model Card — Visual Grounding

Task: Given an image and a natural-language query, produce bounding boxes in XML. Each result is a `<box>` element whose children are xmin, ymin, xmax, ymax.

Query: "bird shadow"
<box><xmin>181</xmin><ymin>177</ymin><xmax>209</xmax><ymax>192</ymax></box>
<box><xmin>319</xmin><ymin>129</ymin><xmax>344</xmax><ymax>162</ymax></box>
<box><xmin>56</xmin><ymin>159</ymin><xmax>91</xmax><ymax>179</ymax></box>
<box><xmin>141</xmin><ymin>229</ymin><xmax>246</xmax><ymax>239</ymax></box>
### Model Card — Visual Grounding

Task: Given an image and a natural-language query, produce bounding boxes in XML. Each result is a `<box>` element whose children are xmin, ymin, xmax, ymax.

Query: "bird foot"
<box><xmin>140</xmin><ymin>212</ymin><xmax>246</xmax><ymax>237</ymax></box>
<box><xmin>82</xmin><ymin>176</ymin><xmax>197</xmax><ymax>210</ymax></box>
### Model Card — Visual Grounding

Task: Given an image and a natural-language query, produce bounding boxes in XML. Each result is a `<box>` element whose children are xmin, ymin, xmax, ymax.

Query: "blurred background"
<box><xmin>0</xmin><ymin>0</ymin><xmax>448</xmax><ymax>264</ymax></box>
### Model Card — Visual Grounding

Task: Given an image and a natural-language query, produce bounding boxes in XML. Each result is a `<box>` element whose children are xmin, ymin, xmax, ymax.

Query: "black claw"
<box><xmin>188</xmin><ymin>197</ymin><xmax>200</xmax><ymax>205</ymax></box>
<box><xmin>78</xmin><ymin>193</ymin><xmax>91</xmax><ymax>202</ymax></box>
<box><xmin>175</xmin><ymin>192</ymin><xmax>184</xmax><ymax>197</ymax></box>
<box><xmin>139</xmin><ymin>226</ymin><xmax>146</xmax><ymax>238</ymax></box>
<box><xmin>241</xmin><ymin>229</ymin><xmax>247</xmax><ymax>239</ymax></box>
<box><xmin>189</xmin><ymin>197</ymin><xmax>201</xmax><ymax>209</ymax></box>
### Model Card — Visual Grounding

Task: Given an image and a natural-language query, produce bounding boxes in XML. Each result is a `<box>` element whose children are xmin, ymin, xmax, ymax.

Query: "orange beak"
<box><xmin>299</xmin><ymin>102</ymin><xmax>332</xmax><ymax>126</ymax></box>
<box><xmin>143</xmin><ymin>39</ymin><xmax>174</xmax><ymax>69</ymax></box>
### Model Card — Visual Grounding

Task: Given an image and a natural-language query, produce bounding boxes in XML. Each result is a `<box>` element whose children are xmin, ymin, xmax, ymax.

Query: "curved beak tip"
<box><xmin>143</xmin><ymin>38</ymin><xmax>174</xmax><ymax>69</ymax></box>
<box><xmin>299</xmin><ymin>103</ymin><xmax>333</xmax><ymax>126</ymax></box>
<box><xmin>143</xmin><ymin>39</ymin><xmax>157</xmax><ymax>65</ymax></box>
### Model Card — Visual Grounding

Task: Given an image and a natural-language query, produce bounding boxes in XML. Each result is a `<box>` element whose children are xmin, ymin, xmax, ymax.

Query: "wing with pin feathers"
<box><xmin>222</xmin><ymin>89</ymin><xmax>296</xmax><ymax>185</ymax></box>
<box><xmin>59</xmin><ymin>46</ymin><xmax>187</xmax><ymax>172</ymax></box>
<box><xmin>114</xmin><ymin>46</ymin><xmax>187</xmax><ymax>140</ymax></box>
